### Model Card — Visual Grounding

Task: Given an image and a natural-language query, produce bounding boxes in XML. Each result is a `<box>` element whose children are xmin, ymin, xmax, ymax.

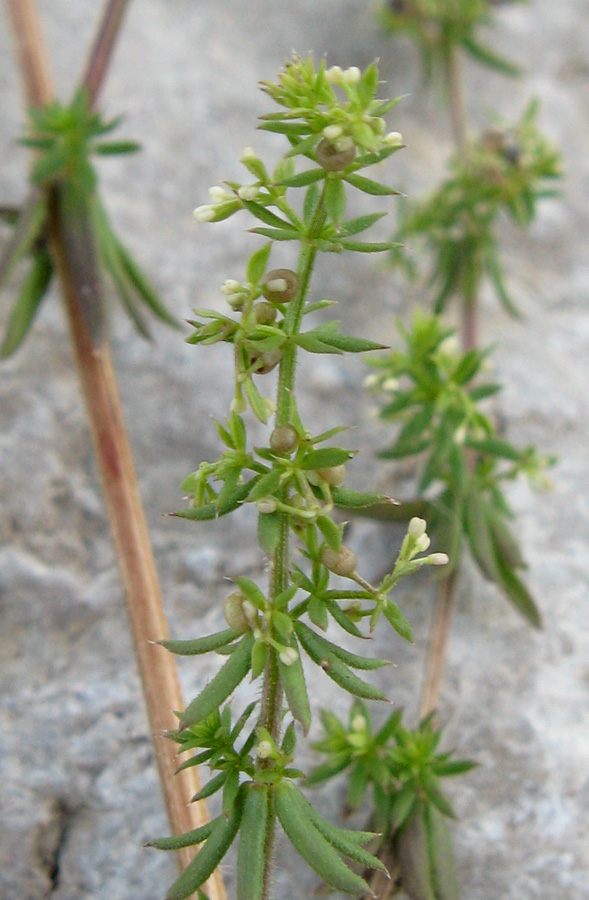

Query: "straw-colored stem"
<box><xmin>419</xmin><ymin>570</ymin><xmax>458</xmax><ymax>721</ymax></box>
<box><xmin>81</xmin><ymin>0</ymin><xmax>132</xmax><ymax>106</ymax></box>
<box><xmin>5</xmin><ymin>2</ymin><xmax>225</xmax><ymax>894</ymax></box>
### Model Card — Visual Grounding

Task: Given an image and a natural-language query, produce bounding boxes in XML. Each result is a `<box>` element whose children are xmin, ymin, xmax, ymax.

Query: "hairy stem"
<box><xmin>5</xmin><ymin>2</ymin><xmax>225</xmax><ymax>893</ymax></box>
<box><xmin>257</xmin><ymin>193</ymin><xmax>327</xmax><ymax>900</ymax></box>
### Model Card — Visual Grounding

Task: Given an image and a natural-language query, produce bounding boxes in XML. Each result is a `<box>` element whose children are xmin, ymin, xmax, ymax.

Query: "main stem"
<box><xmin>258</xmin><ymin>197</ymin><xmax>324</xmax><ymax>900</ymax></box>
<box><xmin>5</xmin><ymin>2</ymin><xmax>224</xmax><ymax>892</ymax></box>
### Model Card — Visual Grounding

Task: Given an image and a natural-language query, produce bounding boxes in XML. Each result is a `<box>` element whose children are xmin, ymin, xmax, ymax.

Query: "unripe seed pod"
<box><xmin>254</xmin><ymin>301</ymin><xmax>277</xmax><ymax>325</ymax></box>
<box><xmin>223</xmin><ymin>591</ymin><xmax>250</xmax><ymax>632</ymax></box>
<box><xmin>270</xmin><ymin>424</ymin><xmax>299</xmax><ymax>454</ymax></box>
<box><xmin>262</xmin><ymin>268</ymin><xmax>300</xmax><ymax>304</ymax></box>
<box><xmin>322</xmin><ymin>544</ymin><xmax>357</xmax><ymax>577</ymax></box>
<box><xmin>316</xmin><ymin>137</ymin><xmax>356</xmax><ymax>172</ymax></box>
<box><xmin>316</xmin><ymin>464</ymin><xmax>346</xmax><ymax>486</ymax></box>
<box><xmin>250</xmin><ymin>348</ymin><xmax>282</xmax><ymax>374</ymax></box>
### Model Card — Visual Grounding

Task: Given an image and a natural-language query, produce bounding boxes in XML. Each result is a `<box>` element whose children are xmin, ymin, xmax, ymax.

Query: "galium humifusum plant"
<box><xmin>364</xmin><ymin>310</ymin><xmax>554</xmax><ymax>627</ymax></box>
<box><xmin>2</xmin><ymin>1</ymin><xmax>222</xmax><ymax>888</ymax></box>
<box><xmin>310</xmin><ymin>701</ymin><xmax>476</xmax><ymax>900</ymax></box>
<box><xmin>146</xmin><ymin>56</ymin><xmax>451</xmax><ymax>900</ymax></box>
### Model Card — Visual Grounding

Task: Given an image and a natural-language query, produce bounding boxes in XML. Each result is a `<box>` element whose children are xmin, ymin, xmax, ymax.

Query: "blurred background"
<box><xmin>0</xmin><ymin>1</ymin><xmax>588</xmax><ymax>898</ymax></box>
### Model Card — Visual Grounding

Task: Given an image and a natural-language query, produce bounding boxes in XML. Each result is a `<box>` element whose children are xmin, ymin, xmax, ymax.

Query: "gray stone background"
<box><xmin>1</xmin><ymin>1</ymin><xmax>588</xmax><ymax>898</ymax></box>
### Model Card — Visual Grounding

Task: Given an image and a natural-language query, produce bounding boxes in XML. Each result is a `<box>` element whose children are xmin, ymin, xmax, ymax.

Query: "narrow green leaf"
<box><xmin>278</xmin><ymin>168</ymin><xmax>325</xmax><ymax>187</ymax></box>
<box><xmin>247</xmin><ymin>468</ymin><xmax>282</xmax><ymax>501</ymax></box>
<box><xmin>339</xmin><ymin>212</ymin><xmax>387</xmax><ymax>237</ymax></box>
<box><xmin>235</xmin><ymin>576</ymin><xmax>267</xmax><ymax>610</ymax></box>
<box><xmin>246</xmin><ymin>242</ymin><xmax>272</xmax><ymax>285</ymax></box>
<box><xmin>325</xmin><ymin>178</ymin><xmax>346</xmax><ymax>225</ymax></box>
<box><xmin>295</xmin><ymin>622</ymin><xmax>388</xmax><ymax>701</ymax></box>
<box><xmin>317</xmin><ymin>515</ymin><xmax>342</xmax><ymax>552</ymax></box>
<box><xmin>301</xmin><ymin>447</ymin><xmax>355</xmax><ymax>470</ymax></box>
<box><xmin>241</xmin><ymin>201</ymin><xmax>298</xmax><ymax>231</ymax></box>
<box><xmin>179</xmin><ymin>634</ymin><xmax>254</xmax><ymax>729</ymax></box>
<box><xmin>331</xmin><ymin>486</ymin><xmax>397</xmax><ymax>509</ymax></box>
<box><xmin>0</xmin><ymin>190</ymin><xmax>47</xmax><ymax>291</ymax></box>
<box><xmin>94</xmin><ymin>140</ymin><xmax>141</xmax><ymax>155</ymax></box>
<box><xmin>279</xmin><ymin>637</ymin><xmax>311</xmax><ymax>733</ymax></box>
<box><xmin>111</xmin><ymin>231</ymin><xmax>178</xmax><ymax>327</ymax></box>
<box><xmin>275</xmin><ymin>782</ymin><xmax>371</xmax><ymax>896</ymax></box>
<box><xmin>344</xmin><ymin>172</ymin><xmax>399</xmax><ymax>196</ymax></box>
<box><xmin>339</xmin><ymin>239</ymin><xmax>400</xmax><ymax>253</ymax></box>
<box><xmin>1</xmin><ymin>251</ymin><xmax>53</xmax><ymax>358</ymax></box>
<box><xmin>146</xmin><ymin>818</ymin><xmax>216</xmax><ymax>850</ymax></box>
<box><xmin>165</xmin><ymin>797</ymin><xmax>242</xmax><ymax>900</ymax></box>
<box><xmin>462</xmin><ymin>36</ymin><xmax>522</xmax><ymax>77</ymax></box>
<box><xmin>258</xmin><ymin>510</ymin><xmax>281</xmax><ymax>554</ymax></box>
<box><xmin>464</xmin><ymin>490</ymin><xmax>501</xmax><ymax>582</ymax></box>
<box><xmin>327</xmin><ymin>601</ymin><xmax>364</xmax><ymax>638</ymax></box>
<box><xmin>297</xmin><ymin>621</ymin><xmax>388</xmax><ymax>671</ymax></box>
<box><xmin>251</xmin><ymin>640</ymin><xmax>269</xmax><ymax>679</ymax></box>
<box><xmin>464</xmin><ymin>437</ymin><xmax>522</xmax><ymax>462</ymax></box>
<box><xmin>159</xmin><ymin>628</ymin><xmax>241</xmax><ymax>656</ymax></box>
<box><xmin>494</xmin><ymin>554</ymin><xmax>542</xmax><ymax>628</ymax></box>
<box><xmin>237</xmin><ymin>784</ymin><xmax>269</xmax><ymax>900</ymax></box>
<box><xmin>383</xmin><ymin>599</ymin><xmax>413</xmax><ymax>643</ymax></box>
<box><xmin>191</xmin><ymin>771</ymin><xmax>227</xmax><ymax>803</ymax></box>
<box><xmin>244</xmin><ymin>377</ymin><xmax>270</xmax><ymax>423</ymax></box>
<box><xmin>250</xmin><ymin>226</ymin><xmax>300</xmax><ymax>242</ymax></box>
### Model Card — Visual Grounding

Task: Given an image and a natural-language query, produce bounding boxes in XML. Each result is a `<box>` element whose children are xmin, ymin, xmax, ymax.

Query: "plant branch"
<box><xmin>419</xmin><ymin>569</ymin><xmax>458</xmax><ymax>721</ymax></box>
<box><xmin>4</xmin><ymin>2</ymin><xmax>225</xmax><ymax>894</ymax></box>
<box><xmin>81</xmin><ymin>0</ymin><xmax>132</xmax><ymax>106</ymax></box>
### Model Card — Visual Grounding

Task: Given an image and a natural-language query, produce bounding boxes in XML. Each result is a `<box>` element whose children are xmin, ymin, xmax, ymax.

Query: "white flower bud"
<box><xmin>351</xmin><ymin>715</ymin><xmax>365</xmax><ymax>732</ymax></box>
<box><xmin>334</xmin><ymin>135</ymin><xmax>354</xmax><ymax>153</ymax></box>
<box><xmin>454</xmin><ymin>425</ymin><xmax>467</xmax><ymax>445</ymax></box>
<box><xmin>427</xmin><ymin>552</ymin><xmax>450</xmax><ymax>566</ymax></box>
<box><xmin>230</xmin><ymin>397</ymin><xmax>247</xmax><ymax>414</ymax></box>
<box><xmin>384</xmin><ymin>131</ymin><xmax>403</xmax><ymax>147</ymax></box>
<box><xmin>209</xmin><ymin>185</ymin><xmax>229</xmax><ymax>203</ymax></box>
<box><xmin>415</xmin><ymin>533</ymin><xmax>431</xmax><ymax>553</ymax></box>
<box><xmin>221</xmin><ymin>279</ymin><xmax>241</xmax><ymax>295</ymax></box>
<box><xmin>238</xmin><ymin>184</ymin><xmax>260</xmax><ymax>201</ymax></box>
<box><xmin>344</xmin><ymin>66</ymin><xmax>361</xmax><ymax>85</ymax></box>
<box><xmin>382</xmin><ymin>377</ymin><xmax>399</xmax><ymax>392</ymax></box>
<box><xmin>326</xmin><ymin>65</ymin><xmax>344</xmax><ymax>84</ymax></box>
<box><xmin>256</xmin><ymin>740</ymin><xmax>274</xmax><ymax>759</ymax></box>
<box><xmin>363</xmin><ymin>373</ymin><xmax>380</xmax><ymax>389</ymax></box>
<box><xmin>241</xmin><ymin>147</ymin><xmax>257</xmax><ymax>160</ymax></box>
<box><xmin>323</xmin><ymin>124</ymin><xmax>343</xmax><ymax>141</ymax></box>
<box><xmin>408</xmin><ymin>517</ymin><xmax>427</xmax><ymax>538</ymax></box>
<box><xmin>193</xmin><ymin>205</ymin><xmax>216</xmax><ymax>223</ymax></box>
<box><xmin>279</xmin><ymin>647</ymin><xmax>299</xmax><ymax>666</ymax></box>
<box><xmin>256</xmin><ymin>497</ymin><xmax>277</xmax><ymax>514</ymax></box>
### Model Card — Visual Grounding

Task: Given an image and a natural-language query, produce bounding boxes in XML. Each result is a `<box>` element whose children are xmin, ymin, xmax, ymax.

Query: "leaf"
<box><xmin>295</xmin><ymin>622</ymin><xmax>388</xmax><ymax>701</ymax></box>
<box><xmin>250</xmin><ymin>226</ymin><xmax>300</xmax><ymax>242</ymax></box>
<box><xmin>301</xmin><ymin>447</ymin><xmax>355</xmax><ymax>470</ymax></box>
<box><xmin>494</xmin><ymin>554</ymin><xmax>542</xmax><ymax>628</ymax></box>
<box><xmin>94</xmin><ymin>140</ymin><xmax>141</xmax><ymax>155</ymax></box>
<box><xmin>158</xmin><ymin>628</ymin><xmax>241</xmax><ymax>656</ymax></box>
<box><xmin>246</xmin><ymin>242</ymin><xmax>272</xmax><ymax>285</ymax></box>
<box><xmin>424</xmin><ymin>804</ymin><xmax>461</xmax><ymax>900</ymax></box>
<box><xmin>110</xmin><ymin>230</ymin><xmax>178</xmax><ymax>327</ymax></box>
<box><xmin>165</xmin><ymin>796</ymin><xmax>242</xmax><ymax>900</ymax></box>
<box><xmin>251</xmin><ymin>640</ymin><xmax>269</xmax><ymax>679</ymax></box>
<box><xmin>486</xmin><ymin>507</ymin><xmax>526</xmax><ymax>570</ymax></box>
<box><xmin>234</xmin><ymin>576</ymin><xmax>267</xmax><ymax>610</ymax></box>
<box><xmin>0</xmin><ymin>189</ymin><xmax>47</xmax><ymax>291</ymax></box>
<box><xmin>275</xmin><ymin>782</ymin><xmax>371</xmax><ymax>896</ymax></box>
<box><xmin>279</xmin><ymin>637</ymin><xmax>311</xmax><ymax>733</ymax></box>
<box><xmin>394</xmin><ymin>802</ymin><xmax>436</xmax><ymax>900</ymax></box>
<box><xmin>339</xmin><ymin>239</ymin><xmax>400</xmax><ymax>253</ymax></box>
<box><xmin>317</xmin><ymin>515</ymin><xmax>342</xmax><ymax>552</ymax></box>
<box><xmin>237</xmin><ymin>784</ymin><xmax>269</xmax><ymax>900</ymax></box>
<box><xmin>191</xmin><ymin>771</ymin><xmax>227</xmax><ymax>803</ymax></box>
<box><xmin>331</xmin><ymin>486</ymin><xmax>398</xmax><ymax>509</ymax></box>
<box><xmin>179</xmin><ymin>633</ymin><xmax>254</xmax><ymax>729</ymax></box>
<box><xmin>464</xmin><ymin>490</ymin><xmax>501</xmax><ymax>582</ymax></box>
<box><xmin>296</xmin><ymin>621</ymin><xmax>388</xmax><ymax>671</ymax></box>
<box><xmin>327</xmin><ymin>600</ymin><xmax>364</xmax><ymax>638</ymax></box>
<box><xmin>339</xmin><ymin>212</ymin><xmax>387</xmax><ymax>237</ymax></box>
<box><xmin>244</xmin><ymin>377</ymin><xmax>270</xmax><ymax>423</ymax></box>
<box><xmin>464</xmin><ymin>437</ymin><xmax>522</xmax><ymax>462</ymax></box>
<box><xmin>344</xmin><ymin>172</ymin><xmax>400</xmax><ymax>196</ymax></box>
<box><xmin>241</xmin><ymin>200</ymin><xmax>298</xmax><ymax>232</ymax></box>
<box><xmin>258</xmin><ymin>509</ymin><xmax>282</xmax><ymax>554</ymax></box>
<box><xmin>1</xmin><ymin>251</ymin><xmax>53</xmax><ymax>358</ymax></box>
<box><xmin>146</xmin><ymin>818</ymin><xmax>216</xmax><ymax>850</ymax></box>
<box><xmin>462</xmin><ymin>35</ymin><xmax>522</xmax><ymax>77</ymax></box>
<box><xmin>276</xmin><ymin>168</ymin><xmax>325</xmax><ymax>187</ymax></box>
<box><xmin>325</xmin><ymin>178</ymin><xmax>346</xmax><ymax>225</ymax></box>
<box><xmin>383</xmin><ymin>599</ymin><xmax>413</xmax><ymax>643</ymax></box>
<box><xmin>247</xmin><ymin>468</ymin><xmax>282</xmax><ymax>501</ymax></box>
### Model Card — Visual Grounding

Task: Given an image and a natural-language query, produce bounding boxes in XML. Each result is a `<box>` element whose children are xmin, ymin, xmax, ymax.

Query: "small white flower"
<box><xmin>415</xmin><ymin>533</ymin><xmax>431</xmax><ymax>553</ymax></box>
<box><xmin>351</xmin><ymin>715</ymin><xmax>365</xmax><ymax>732</ymax></box>
<box><xmin>334</xmin><ymin>135</ymin><xmax>354</xmax><ymax>153</ymax></box>
<box><xmin>326</xmin><ymin>66</ymin><xmax>344</xmax><ymax>85</ymax></box>
<box><xmin>408</xmin><ymin>517</ymin><xmax>427</xmax><ymax>538</ymax></box>
<box><xmin>382</xmin><ymin>377</ymin><xmax>399</xmax><ymax>392</ymax></box>
<box><xmin>238</xmin><ymin>184</ymin><xmax>260</xmax><ymax>201</ymax></box>
<box><xmin>279</xmin><ymin>647</ymin><xmax>299</xmax><ymax>667</ymax></box>
<box><xmin>344</xmin><ymin>66</ymin><xmax>361</xmax><ymax>85</ymax></box>
<box><xmin>323</xmin><ymin>124</ymin><xmax>343</xmax><ymax>141</ymax></box>
<box><xmin>427</xmin><ymin>552</ymin><xmax>450</xmax><ymax>566</ymax></box>
<box><xmin>241</xmin><ymin>146</ymin><xmax>257</xmax><ymax>160</ymax></box>
<box><xmin>256</xmin><ymin>498</ymin><xmax>277</xmax><ymax>514</ymax></box>
<box><xmin>454</xmin><ymin>425</ymin><xmax>467</xmax><ymax>445</ymax></box>
<box><xmin>256</xmin><ymin>740</ymin><xmax>274</xmax><ymax>759</ymax></box>
<box><xmin>193</xmin><ymin>205</ymin><xmax>216</xmax><ymax>223</ymax></box>
<box><xmin>384</xmin><ymin>131</ymin><xmax>404</xmax><ymax>147</ymax></box>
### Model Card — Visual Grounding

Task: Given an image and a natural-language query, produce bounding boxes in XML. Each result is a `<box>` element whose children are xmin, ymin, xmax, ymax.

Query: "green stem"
<box><xmin>257</xmin><ymin>182</ymin><xmax>327</xmax><ymax>900</ymax></box>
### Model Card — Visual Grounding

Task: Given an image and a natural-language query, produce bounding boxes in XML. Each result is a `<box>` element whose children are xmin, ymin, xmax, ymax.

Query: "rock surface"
<box><xmin>0</xmin><ymin>1</ymin><xmax>588</xmax><ymax>898</ymax></box>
